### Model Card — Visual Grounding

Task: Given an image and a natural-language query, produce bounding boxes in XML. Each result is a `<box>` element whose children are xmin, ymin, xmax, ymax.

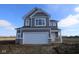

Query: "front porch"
<box><xmin>48</xmin><ymin>29</ymin><xmax>62</xmax><ymax>44</ymax></box>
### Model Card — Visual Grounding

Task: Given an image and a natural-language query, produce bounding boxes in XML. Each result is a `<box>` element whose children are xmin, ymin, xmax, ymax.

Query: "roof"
<box><xmin>50</xmin><ymin>20</ymin><xmax>58</xmax><ymax>22</ymax></box>
<box><xmin>34</xmin><ymin>12</ymin><xmax>49</xmax><ymax>16</ymax></box>
<box><xmin>23</xmin><ymin>7</ymin><xmax>50</xmax><ymax>19</ymax></box>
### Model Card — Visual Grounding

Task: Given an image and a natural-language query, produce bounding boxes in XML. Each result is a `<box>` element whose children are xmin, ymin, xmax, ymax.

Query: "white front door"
<box><xmin>23</xmin><ymin>32</ymin><xmax>49</xmax><ymax>44</ymax></box>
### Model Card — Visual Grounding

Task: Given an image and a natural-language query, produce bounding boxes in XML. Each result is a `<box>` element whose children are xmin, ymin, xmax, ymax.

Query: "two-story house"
<box><xmin>16</xmin><ymin>8</ymin><xmax>62</xmax><ymax>44</ymax></box>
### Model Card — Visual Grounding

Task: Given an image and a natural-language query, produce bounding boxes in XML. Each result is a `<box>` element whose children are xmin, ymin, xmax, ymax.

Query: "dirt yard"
<box><xmin>0</xmin><ymin>36</ymin><xmax>79</xmax><ymax>54</ymax></box>
<box><xmin>0</xmin><ymin>43</ymin><xmax>78</xmax><ymax>54</ymax></box>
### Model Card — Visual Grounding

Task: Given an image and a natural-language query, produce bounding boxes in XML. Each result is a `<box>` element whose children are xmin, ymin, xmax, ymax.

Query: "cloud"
<box><xmin>58</xmin><ymin>14</ymin><xmax>79</xmax><ymax>36</ymax></box>
<box><xmin>58</xmin><ymin>14</ymin><xmax>79</xmax><ymax>28</ymax></box>
<box><xmin>46</xmin><ymin>6</ymin><xmax>79</xmax><ymax>36</ymax></box>
<box><xmin>74</xmin><ymin>7</ymin><xmax>79</xmax><ymax>12</ymax></box>
<box><xmin>0</xmin><ymin>20</ymin><xmax>16</xmax><ymax>30</ymax></box>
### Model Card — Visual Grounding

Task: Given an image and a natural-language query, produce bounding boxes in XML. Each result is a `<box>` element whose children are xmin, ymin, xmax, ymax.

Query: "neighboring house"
<box><xmin>16</xmin><ymin>8</ymin><xmax>62</xmax><ymax>44</ymax></box>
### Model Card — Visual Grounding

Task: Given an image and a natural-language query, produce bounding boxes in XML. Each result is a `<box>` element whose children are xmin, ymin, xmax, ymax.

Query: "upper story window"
<box><xmin>52</xmin><ymin>22</ymin><xmax>56</xmax><ymax>26</ymax></box>
<box><xmin>35</xmin><ymin>18</ymin><xmax>46</xmax><ymax>26</ymax></box>
<box><xmin>25</xmin><ymin>20</ymin><xmax>29</xmax><ymax>26</ymax></box>
<box><xmin>17</xmin><ymin>30</ymin><xmax>20</xmax><ymax>33</ymax></box>
<box><xmin>50</xmin><ymin>22</ymin><xmax>57</xmax><ymax>26</ymax></box>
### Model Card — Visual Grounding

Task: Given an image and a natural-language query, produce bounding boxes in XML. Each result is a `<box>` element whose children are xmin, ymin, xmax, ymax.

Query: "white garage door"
<box><xmin>23</xmin><ymin>32</ymin><xmax>49</xmax><ymax>44</ymax></box>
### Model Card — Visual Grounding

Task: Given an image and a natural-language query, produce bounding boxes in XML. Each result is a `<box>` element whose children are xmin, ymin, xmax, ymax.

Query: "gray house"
<box><xmin>16</xmin><ymin>8</ymin><xmax>62</xmax><ymax>44</ymax></box>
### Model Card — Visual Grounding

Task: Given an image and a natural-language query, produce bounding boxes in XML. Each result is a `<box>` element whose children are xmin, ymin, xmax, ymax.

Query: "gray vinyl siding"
<box><xmin>23</xmin><ymin>8</ymin><xmax>57</xmax><ymax>29</ymax></box>
<box><xmin>31</xmin><ymin>17</ymin><xmax>34</xmax><ymax>27</ymax></box>
<box><xmin>46</xmin><ymin>17</ymin><xmax>49</xmax><ymax>27</ymax></box>
<box><xmin>24</xmin><ymin>18</ymin><xmax>58</xmax><ymax>29</ymax></box>
<box><xmin>23</xmin><ymin>13</ymin><xmax>57</xmax><ymax>30</ymax></box>
<box><xmin>24</xmin><ymin>19</ymin><xmax>26</xmax><ymax>26</ymax></box>
<box><xmin>29</xmin><ymin>18</ymin><xmax>31</xmax><ymax>27</ymax></box>
<box><xmin>24</xmin><ymin>18</ymin><xmax>31</xmax><ymax>27</ymax></box>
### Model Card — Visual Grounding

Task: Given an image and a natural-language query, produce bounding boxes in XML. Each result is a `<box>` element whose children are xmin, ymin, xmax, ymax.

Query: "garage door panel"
<box><xmin>23</xmin><ymin>32</ymin><xmax>49</xmax><ymax>44</ymax></box>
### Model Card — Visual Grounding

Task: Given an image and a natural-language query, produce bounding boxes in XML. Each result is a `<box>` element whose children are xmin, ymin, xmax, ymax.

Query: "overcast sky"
<box><xmin>0</xmin><ymin>4</ymin><xmax>79</xmax><ymax>36</ymax></box>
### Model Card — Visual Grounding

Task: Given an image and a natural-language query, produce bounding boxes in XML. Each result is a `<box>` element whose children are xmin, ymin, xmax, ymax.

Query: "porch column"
<box><xmin>59</xmin><ymin>30</ymin><xmax>62</xmax><ymax>43</ymax></box>
<box><xmin>48</xmin><ymin>28</ymin><xmax>52</xmax><ymax>44</ymax></box>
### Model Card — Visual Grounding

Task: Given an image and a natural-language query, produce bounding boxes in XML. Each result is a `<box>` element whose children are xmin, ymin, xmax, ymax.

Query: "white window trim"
<box><xmin>35</xmin><ymin>18</ymin><xmax>46</xmax><ymax>26</ymax></box>
<box><xmin>49</xmin><ymin>22</ymin><xmax>56</xmax><ymax>26</ymax></box>
<box><xmin>52</xmin><ymin>22</ymin><xmax>56</xmax><ymax>26</ymax></box>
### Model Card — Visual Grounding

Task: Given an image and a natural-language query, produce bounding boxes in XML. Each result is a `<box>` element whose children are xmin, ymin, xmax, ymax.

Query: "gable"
<box><xmin>23</xmin><ymin>8</ymin><xmax>50</xmax><ymax>19</ymax></box>
<box><xmin>32</xmin><ymin>12</ymin><xmax>49</xmax><ymax>17</ymax></box>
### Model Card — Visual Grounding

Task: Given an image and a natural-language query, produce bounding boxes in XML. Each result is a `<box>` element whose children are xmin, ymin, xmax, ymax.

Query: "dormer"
<box><xmin>23</xmin><ymin>8</ymin><xmax>50</xmax><ymax>27</ymax></box>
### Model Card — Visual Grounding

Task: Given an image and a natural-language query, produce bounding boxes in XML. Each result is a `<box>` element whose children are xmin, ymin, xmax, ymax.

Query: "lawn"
<box><xmin>62</xmin><ymin>37</ymin><xmax>79</xmax><ymax>44</ymax></box>
<box><xmin>0</xmin><ymin>37</ymin><xmax>15</xmax><ymax>41</ymax></box>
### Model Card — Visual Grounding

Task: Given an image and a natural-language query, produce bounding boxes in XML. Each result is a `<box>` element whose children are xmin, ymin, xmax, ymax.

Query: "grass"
<box><xmin>0</xmin><ymin>37</ymin><xmax>15</xmax><ymax>41</ymax></box>
<box><xmin>62</xmin><ymin>37</ymin><xmax>79</xmax><ymax>44</ymax></box>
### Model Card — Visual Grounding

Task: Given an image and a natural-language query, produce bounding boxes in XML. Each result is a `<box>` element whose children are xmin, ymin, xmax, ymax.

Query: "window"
<box><xmin>26</xmin><ymin>20</ymin><xmax>29</xmax><ymax>26</ymax></box>
<box><xmin>35</xmin><ymin>18</ymin><xmax>46</xmax><ymax>26</ymax></box>
<box><xmin>52</xmin><ymin>22</ymin><xmax>56</xmax><ymax>26</ymax></box>
<box><xmin>50</xmin><ymin>22</ymin><xmax>56</xmax><ymax>26</ymax></box>
<box><xmin>17</xmin><ymin>30</ymin><xmax>20</xmax><ymax>33</ymax></box>
<box><xmin>18</xmin><ymin>35</ymin><xmax>20</xmax><ymax>38</ymax></box>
